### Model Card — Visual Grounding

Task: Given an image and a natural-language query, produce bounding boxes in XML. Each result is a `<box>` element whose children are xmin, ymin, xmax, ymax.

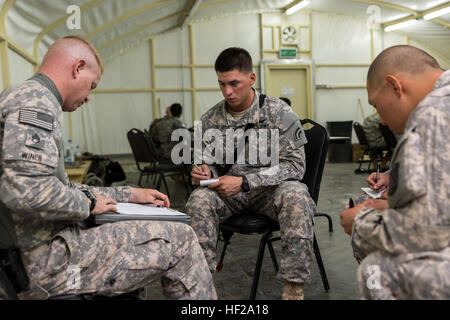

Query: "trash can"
<box><xmin>326</xmin><ymin>121</ymin><xmax>353</xmax><ymax>163</ymax></box>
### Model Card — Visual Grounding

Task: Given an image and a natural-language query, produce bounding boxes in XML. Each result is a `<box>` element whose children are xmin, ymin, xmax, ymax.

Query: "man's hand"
<box><xmin>362</xmin><ymin>198</ymin><xmax>388</xmax><ymax>211</ymax></box>
<box><xmin>130</xmin><ymin>188</ymin><xmax>170</xmax><ymax>207</ymax></box>
<box><xmin>208</xmin><ymin>176</ymin><xmax>243</xmax><ymax>198</ymax></box>
<box><xmin>340</xmin><ymin>203</ymin><xmax>365</xmax><ymax>235</ymax></box>
<box><xmin>367</xmin><ymin>172</ymin><xmax>389</xmax><ymax>192</ymax></box>
<box><xmin>90</xmin><ymin>193</ymin><xmax>118</xmax><ymax>215</ymax></box>
<box><xmin>191</xmin><ymin>164</ymin><xmax>211</xmax><ymax>185</ymax></box>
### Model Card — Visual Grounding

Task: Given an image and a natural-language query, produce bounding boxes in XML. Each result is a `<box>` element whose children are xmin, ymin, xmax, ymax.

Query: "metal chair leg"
<box><xmin>267</xmin><ymin>239</ymin><xmax>279</xmax><ymax>273</ymax></box>
<box><xmin>216</xmin><ymin>230</ymin><xmax>233</xmax><ymax>272</ymax></box>
<box><xmin>315</xmin><ymin>213</ymin><xmax>334</xmax><ymax>232</ymax></box>
<box><xmin>161</xmin><ymin>174</ymin><xmax>170</xmax><ymax>199</ymax></box>
<box><xmin>180</xmin><ymin>169</ymin><xmax>191</xmax><ymax>198</ymax></box>
<box><xmin>249</xmin><ymin>229</ymin><xmax>272</xmax><ymax>300</ymax></box>
<box><xmin>313</xmin><ymin>234</ymin><xmax>330</xmax><ymax>291</ymax></box>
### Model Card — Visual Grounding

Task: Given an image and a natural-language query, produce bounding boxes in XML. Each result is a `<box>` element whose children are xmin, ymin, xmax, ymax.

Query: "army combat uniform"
<box><xmin>150</xmin><ymin>116</ymin><xmax>185</xmax><ymax>161</ymax></box>
<box><xmin>0</xmin><ymin>74</ymin><xmax>216</xmax><ymax>299</ymax></box>
<box><xmin>186</xmin><ymin>90</ymin><xmax>316</xmax><ymax>284</ymax></box>
<box><xmin>351</xmin><ymin>70</ymin><xmax>450</xmax><ymax>299</ymax></box>
<box><xmin>362</xmin><ymin>113</ymin><xmax>385</xmax><ymax>149</ymax></box>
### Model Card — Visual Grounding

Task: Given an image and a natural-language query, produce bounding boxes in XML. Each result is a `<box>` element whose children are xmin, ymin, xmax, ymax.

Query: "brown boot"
<box><xmin>282</xmin><ymin>281</ymin><xmax>304</xmax><ymax>300</ymax></box>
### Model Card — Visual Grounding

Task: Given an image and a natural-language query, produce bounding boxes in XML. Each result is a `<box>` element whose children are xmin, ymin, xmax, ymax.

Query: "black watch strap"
<box><xmin>241</xmin><ymin>176</ymin><xmax>250</xmax><ymax>192</ymax></box>
<box><xmin>82</xmin><ymin>189</ymin><xmax>97</xmax><ymax>212</ymax></box>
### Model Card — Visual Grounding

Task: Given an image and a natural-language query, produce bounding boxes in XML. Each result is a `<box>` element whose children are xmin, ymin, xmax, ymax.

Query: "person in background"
<box><xmin>150</xmin><ymin>103</ymin><xmax>186</xmax><ymax>161</ymax></box>
<box><xmin>279</xmin><ymin>97</ymin><xmax>291</xmax><ymax>107</ymax></box>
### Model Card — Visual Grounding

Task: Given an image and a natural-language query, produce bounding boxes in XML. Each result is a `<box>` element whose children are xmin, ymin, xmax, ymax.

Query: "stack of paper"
<box><xmin>94</xmin><ymin>203</ymin><xmax>190</xmax><ymax>224</ymax></box>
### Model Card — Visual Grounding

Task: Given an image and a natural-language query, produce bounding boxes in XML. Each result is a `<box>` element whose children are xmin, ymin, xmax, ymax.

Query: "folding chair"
<box><xmin>353</xmin><ymin>122</ymin><xmax>388</xmax><ymax>174</ymax></box>
<box><xmin>127</xmin><ymin>128</ymin><xmax>190</xmax><ymax>200</ymax></box>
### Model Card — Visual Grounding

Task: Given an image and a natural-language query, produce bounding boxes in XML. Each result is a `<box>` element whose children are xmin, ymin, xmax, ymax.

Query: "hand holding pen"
<box><xmin>191</xmin><ymin>163</ymin><xmax>212</xmax><ymax>185</ymax></box>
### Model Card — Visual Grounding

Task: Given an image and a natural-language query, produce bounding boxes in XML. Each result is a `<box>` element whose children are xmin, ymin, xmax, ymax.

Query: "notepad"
<box><xmin>361</xmin><ymin>187</ymin><xmax>385</xmax><ymax>199</ymax></box>
<box><xmin>94</xmin><ymin>203</ymin><xmax>190</xmax><ymax>224</ymax></box>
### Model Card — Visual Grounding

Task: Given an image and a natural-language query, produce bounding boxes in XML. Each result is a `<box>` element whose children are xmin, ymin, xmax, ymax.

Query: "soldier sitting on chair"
<box><xmin>186</xmin><ymin>47</ymin><xmax>315</xmax><ymax>300</ymax></box>
<box><xmin>0</xmin><ymin>36</ymin><xmax>216</xmax><ymax>300</ymax></box>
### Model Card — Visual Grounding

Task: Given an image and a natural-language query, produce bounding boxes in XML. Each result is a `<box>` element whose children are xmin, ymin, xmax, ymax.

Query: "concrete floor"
<box><xmin>118</xmin><ymin>161</ymin><xmax>368</xmax><ymax>300</ymax></box>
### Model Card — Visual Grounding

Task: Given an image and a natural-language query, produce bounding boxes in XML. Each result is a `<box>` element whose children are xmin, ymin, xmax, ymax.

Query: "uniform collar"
<box><xmin>220</xmin><ymin>88</ymin><xmax>263</xmax><ymax>127</ymax></box>
<box><xmin>28</xmin><ymin>73</ymin><xmax>63</xmax><ymax>106</ymax></box>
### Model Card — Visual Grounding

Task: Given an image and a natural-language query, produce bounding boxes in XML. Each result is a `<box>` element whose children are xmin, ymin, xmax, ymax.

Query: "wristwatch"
<box><xmin>241</xmin><ymin>176</ymin><xmax>250</xmax><ymax>192</ymax></box>
<box><xmin>82</xmin><ymin>189</ymin><xmax>97</xmax><ymax>212</ymax></box>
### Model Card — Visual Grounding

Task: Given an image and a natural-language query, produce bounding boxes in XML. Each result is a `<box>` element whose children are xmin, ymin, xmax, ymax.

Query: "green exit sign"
<box><xmin>279</xmin><ymin>48</ymin><xmax>297</xmax><ymax>59</ymax></box>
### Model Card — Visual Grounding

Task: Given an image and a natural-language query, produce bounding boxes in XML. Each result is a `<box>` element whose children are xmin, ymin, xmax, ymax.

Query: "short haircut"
<box><xmin>62</xmin><ymin>35</ymin><xmax>104</xmax><ymax>74</ymax></box>
<box><xmin>367</xmin><ymin>45</ymin><xmax>442</xmax><ymax>88</ymax></box>
<box><xmin>170</xmin><ymin>103</ymin><xmax>183</xmax><ymax>117</ymax></box>
<box><xmin>279</xmin><ymin>97</ymin><xmax>291</xmax><ymax>106</ymax></box>
<box><xmin>215</xmin><ymin>47</ymin><xmax>253</xmax><ymax>74</ymax></box>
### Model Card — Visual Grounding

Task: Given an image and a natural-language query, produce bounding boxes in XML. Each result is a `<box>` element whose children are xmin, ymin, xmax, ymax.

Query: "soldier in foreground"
<box><xmin>186</xmin><ymin>47</ymin><xmax>315</xmax><ymax>300</ymax></box>
<box><xmin>0</xmin><ymin>36</ymin><xmax>216</xmax><ymax>300</ymax></box>
<box><xmin>340</xmin><ymin>45</ymin><xmax>450</xmax><ymax>299</ymax></box>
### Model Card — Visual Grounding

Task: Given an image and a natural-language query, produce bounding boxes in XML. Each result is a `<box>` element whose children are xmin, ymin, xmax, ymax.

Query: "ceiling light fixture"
<box><xmin>423</xmin><ymin>6</ymin><xmax>450</xmax><ymax>20</ymax></box>
<box><xmin>285</xmin><ymin>0</ymin><xmax>310</xmax><ymax>16</ymax></box>
<box><xmin>384</xmin><ymin>18</ymin><xmax>417</xmax><ymax>32</ymax></box>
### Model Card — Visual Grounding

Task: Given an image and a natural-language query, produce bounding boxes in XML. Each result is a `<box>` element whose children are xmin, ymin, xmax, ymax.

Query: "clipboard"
<box><xmin>93</xmin><ymin>203</ymin><xmax>191</xmax><ymax>225</ymax></box>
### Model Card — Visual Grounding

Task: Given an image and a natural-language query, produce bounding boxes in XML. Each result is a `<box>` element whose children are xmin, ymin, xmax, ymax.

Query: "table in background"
<box><xmin>65</xmin><ymin>160</ymin><xmax>92</xmax><ymax>183</ymax></box>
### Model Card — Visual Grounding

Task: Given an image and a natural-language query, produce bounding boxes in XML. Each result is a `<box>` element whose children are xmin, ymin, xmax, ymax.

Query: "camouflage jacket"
<box><xmin>0</xmin><ymin>75</ymin><xmax>131</xmax><ymax>251</ymax></box>
<box><xmin>195</xmin><ymin>89</ymin><xmax>307</xmax><ymax>190</ymax></box>
<box><xmin>352</xmin><ymin>70</ymin><xmax>450</xmax><ymax>259</ymax></box>
<box><xmin>362</xmin><ymin>113</ymin><xmax>384</xmax><ymax>148</ymax></box>
<box><xmin>151</xmin><ymin>116</ymin><xmax>185</xmax><ymax>160</ymax></box>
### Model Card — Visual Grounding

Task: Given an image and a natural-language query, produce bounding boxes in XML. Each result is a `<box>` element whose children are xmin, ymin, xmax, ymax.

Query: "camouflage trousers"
<box><xmin>20</xmin><ymin>220</ymin><xmax>216</xmax><ymax>300</ymax></box>
<box><xmin>357</xmin><ymin>247</ymin><xmax>450</xmax><ymax>299</ymax></box>
<box><xmin>186</xmin><ymin>181</ymin><xmax>316</xmax><ymax>283</ymax></box>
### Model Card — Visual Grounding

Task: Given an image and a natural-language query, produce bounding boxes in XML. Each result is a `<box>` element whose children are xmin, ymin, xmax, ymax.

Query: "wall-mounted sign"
<box><xmin>279</xmin><ymin>48</ymin><xmax>297</xmax><ymax>59</ymax></box>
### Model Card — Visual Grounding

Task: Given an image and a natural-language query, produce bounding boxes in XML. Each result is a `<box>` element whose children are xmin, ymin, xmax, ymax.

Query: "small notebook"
<box><xmin>361</xmin><ymin>187</ymin><xmax>385</xmax><ymax>199</ymax></box>
<box><xmin>94</xmin><ymin>203</ymin><xmax>190</xmax><ymax>224</ymax></box>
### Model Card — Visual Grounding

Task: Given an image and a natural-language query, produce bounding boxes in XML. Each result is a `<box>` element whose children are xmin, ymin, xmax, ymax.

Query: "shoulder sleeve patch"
<box><xmin>19</xmin><ymin>108</ymin><xmax>54</xmax><ymax>131</ymax></box>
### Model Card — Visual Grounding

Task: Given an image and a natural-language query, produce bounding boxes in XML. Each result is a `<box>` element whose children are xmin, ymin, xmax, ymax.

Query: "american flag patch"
<box><xmin>19</xmin><ymin>109</ymin><xmax>53</xmax><ymax>131</ymax></box>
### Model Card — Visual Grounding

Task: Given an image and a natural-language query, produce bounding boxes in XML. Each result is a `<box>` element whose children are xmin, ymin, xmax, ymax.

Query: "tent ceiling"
<box><xmin>2</xmin><ymin>0</ymin><xmax>449</xmax><ymax>63</ymax></box>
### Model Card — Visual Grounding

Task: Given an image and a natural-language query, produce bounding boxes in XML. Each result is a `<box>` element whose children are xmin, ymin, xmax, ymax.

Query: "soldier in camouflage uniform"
<box><xmin>362</xmin><ymin>112</ymin><xmax>384</xmax><ymax>149</ymax></box>
<box><xmin>185</xmin><ymin>47</ymin><xmax>315</xmax><ymax>300</ymax></box>
<box><xmin>150</xmin><ymin>103</ymin><xmax>186</xmax><ymax>161</ymax></box>
<box><xmin>340</xmin><ymin>45</ymin><xmax>450</xmax><ymax>299</ymax></box>
<box><xmin>0</xmin><ymin>36</ymin><xmax>216</xmax><ymax>300</ymax></box>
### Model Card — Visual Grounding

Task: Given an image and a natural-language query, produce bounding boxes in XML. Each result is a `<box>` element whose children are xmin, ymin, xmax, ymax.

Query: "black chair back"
<box><xmin>379</xmin><ymin>124</ymin><xmax>397</xmax><ymax>149</ymax></box>
<box><xmin>301</xmin><ymin>119</ymin><xmax>330</xmax><ymax>204</ymax></box>
<box><xmin>127</xmin><ymin>128</ymin><xmax>155</xmax><ymax>166</ymax></box>
<box><xmin>353</xmin><ymin>122</ymin><xmax>369</xmax><ymax>148</ymax></box>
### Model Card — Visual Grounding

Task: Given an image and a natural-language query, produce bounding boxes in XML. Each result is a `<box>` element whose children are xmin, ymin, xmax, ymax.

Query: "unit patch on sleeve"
<box><xmin>19</xmin><ymin>108</ymin><xmax>54</xmax><ymax>131</ymax></box>
<box><xmin>25</xmin><ymin>129</ymin><xmax>45</xmax><ymax>150</ymax></box>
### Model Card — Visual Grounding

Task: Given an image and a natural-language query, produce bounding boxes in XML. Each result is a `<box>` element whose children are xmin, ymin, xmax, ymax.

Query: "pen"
<box><xmin>193</xmin><ymin>163</ymin><xmax>202</xmax><ymax>172</ymax></box>
<box><xmin>349</xmin><ymin>198</ymin><xmax>354</xmax><ymax>208</ymax></box>
<box><xmin>376</xmin><ymin>164</ymin><xmax>380</xmax><ymax>183</ymax></box>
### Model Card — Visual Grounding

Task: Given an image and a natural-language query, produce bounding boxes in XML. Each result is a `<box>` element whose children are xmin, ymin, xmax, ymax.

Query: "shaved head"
<box><xmin>367</xmin><ymin>45</ymin><xmax>442</xmax><ymax>89</ymax></box>
<box><xmin>366</xmin><ymin>45</ymin><xmax>444</xmax><ymax>134</ymax></box>
<box><xmin>38</xmin><ymin>36</ymin><xmax>103</xmax><ymax>112</ymax></box>
<box><xmin>41</xmin><ymin>36</ymin><xmax>103</xmax><ymax>75</ymax></box>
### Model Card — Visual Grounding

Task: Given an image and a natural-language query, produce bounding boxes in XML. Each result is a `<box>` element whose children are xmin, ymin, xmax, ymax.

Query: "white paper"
<box><xmin>200</xmin><ymin>179</ymin><xmax>219</xmax><ymax>186</ymax></box>
<box><xmin>361</xmin><ymin>187</ymin><xmax>385</xmax><ymax>199</ymax></box>
<box><xmin>115</xmin><ymin>203</ymin><xmax>187</xmax><ymax>216</ymax></box>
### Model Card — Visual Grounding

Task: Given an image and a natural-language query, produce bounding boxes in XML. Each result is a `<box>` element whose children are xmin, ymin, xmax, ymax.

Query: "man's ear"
<box><xmin>385</xmin><ymin>75</ymin><xmax>402</xmax><ymax>98</ymax></box>
<box><xmin>249</xmin><ymin>72</ymin><xmax>256</xmax><ymax>85</ymax></box>
<box><xmin>72</xmin><ymin>60</ymin><xmax>87</xmax><ymax>78</ymax></box>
